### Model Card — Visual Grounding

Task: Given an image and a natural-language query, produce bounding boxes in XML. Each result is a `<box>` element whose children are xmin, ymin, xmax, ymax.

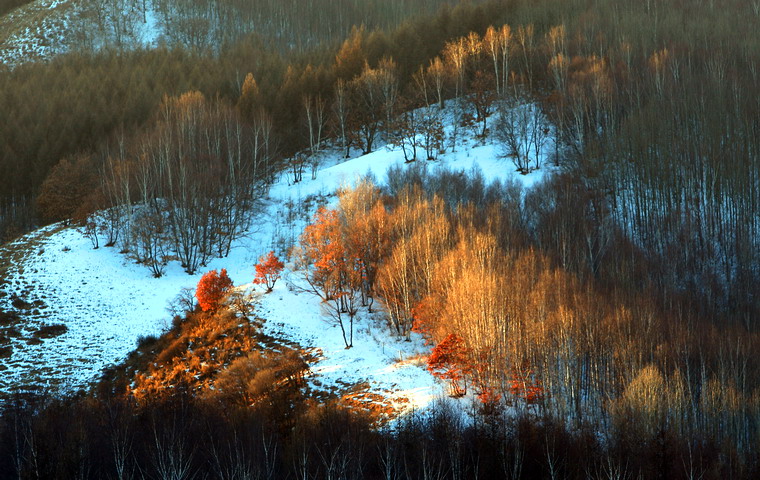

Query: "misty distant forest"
<box><xmin>1</xmin><ymin>0</ymin><xmax>760</xmax><ymax>478</ymax></box>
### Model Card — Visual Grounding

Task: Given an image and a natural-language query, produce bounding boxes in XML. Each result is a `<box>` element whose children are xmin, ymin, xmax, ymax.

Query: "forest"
<box><xmin>0</xmin><ymin>0</ymin><xmax>30</xmax><ymax>17</ymax></box>
<box><xmin>1</xmin><ymin>0</ymin><xmax>760</xmax><ymax>478</ymax></box>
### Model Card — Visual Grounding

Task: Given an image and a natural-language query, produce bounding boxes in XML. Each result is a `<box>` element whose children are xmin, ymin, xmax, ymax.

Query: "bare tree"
<box><xmin>304</xmin><ymin>93</ymin><xmax>328</xmax><ymax>179</ymax></box>
<box><xmin>151</xmin><ymin>417</ymin><xmax>195</xmax><ymax>480</ymax></box>
<box><xmin>495</xmin><ymin>96</ymin><xmax>549</xmax><ymax>173</ymax></box>
<box><xmin>333</xmin><ymin>79</ymin><xmax>352</xmax><ymax>158</ymax></box>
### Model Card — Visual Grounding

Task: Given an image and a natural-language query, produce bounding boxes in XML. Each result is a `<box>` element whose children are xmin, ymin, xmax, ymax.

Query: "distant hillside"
<box><xmin>0</xmin><ymin>0</ymin><xmax>476</xmax><ymax>67</ymax></box>
<box><xmin>0</xmin><ymin>0</ymin><xmax>33</xmax><ymax>17</ymax></box>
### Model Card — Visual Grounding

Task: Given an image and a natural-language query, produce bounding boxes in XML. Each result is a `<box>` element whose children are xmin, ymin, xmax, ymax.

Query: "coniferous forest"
<box><xmin>1</xmin><ymin>0</ymin><xmax>760</xmax><ymax>478</ymax></box>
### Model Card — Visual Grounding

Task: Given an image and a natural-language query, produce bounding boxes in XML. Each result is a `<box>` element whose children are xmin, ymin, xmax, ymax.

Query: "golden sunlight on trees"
<box><xmin>297</xmin><ymin>180</ymin><xmax>392</xmax><ymax>347</ymax></box>
<box><xmin>296</xmin><ymin>161</ymin><xmax>760</xmax><ymax>458</ymax></box>
<box><xmin>427</xmin><ymin>333</ymin><xmax>472</xmax><ymax>397</ymax></box>
<box><xmin>300</xmin><ymin>207</ymin><xmax>356</xmax><ymax>348</ymax></box>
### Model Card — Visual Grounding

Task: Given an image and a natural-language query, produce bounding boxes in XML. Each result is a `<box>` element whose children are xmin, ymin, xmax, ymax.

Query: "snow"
<box><xmin>0</xmin><ymin>0</ymin><xmax>166</xmax><ymax>68</ymax></box>
<box><xmin>0</xmin><ymin>107</ymin><xmax>553</xmax><ymax>422</ymax></box>
<box><xmin>0</xmin><ymin>0</ymin><xmax>74</xmax><ymax>66</ymax></box>
<box><xmin>137</xmin><ymin>4</ymin><xmax>162</xmax><ymax>47</ymax></box>
<box><xmin>252</xmin><ymin>282</ymin><xmax>441</xmax><ymax>416</ymax></box>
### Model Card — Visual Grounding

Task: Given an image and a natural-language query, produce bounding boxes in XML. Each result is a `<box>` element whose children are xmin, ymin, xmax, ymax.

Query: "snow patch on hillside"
<box><xmin>0</xmin><ymin>0</ymin><xmax>75</xmax><ymax>66</ymax></box>
<box><xmin>0</xmin><ymin>0</ymin><xmax>165</xmax><ymax>67</ymax></box>
<box><xmin>0</xmin><ymin>119</ymin><xmax>550</xmax><ymax>420</ymax></box>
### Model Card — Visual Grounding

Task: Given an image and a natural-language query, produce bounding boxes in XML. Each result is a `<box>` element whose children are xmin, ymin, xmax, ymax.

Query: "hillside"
<box><xmin>0</xmin><ymin>0</ymin><xmax>81</xmax><ymax>65</ymax></box>
<box><xmin>0</xmin><ymin>115</ymin><xmax>547</xmax><ymax>420</ymax></box>
<box><xmin>0</xmin><ymin>0</ymin><xmax>465</xmax><ymax>68</ymax></box>
<box><xmin>2</xmin><ymin>0</ymin><xmax>760</xmax><ymax>476</ymax></box>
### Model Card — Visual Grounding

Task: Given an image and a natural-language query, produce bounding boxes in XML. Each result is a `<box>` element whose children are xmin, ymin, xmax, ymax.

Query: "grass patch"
<box><xmin>11</xmin><ymin>296</ymin><xmax>33</xmax><ymax>310</ymax></box>
<box><xmin>0</xmin><ymin>309</ymin><xmax>21</xmax><ymax>326</ymax></box>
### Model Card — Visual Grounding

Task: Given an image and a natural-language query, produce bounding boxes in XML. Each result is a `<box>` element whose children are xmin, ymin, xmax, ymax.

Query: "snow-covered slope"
<box><xmin>0</xmin><ymin>0</ymin><xmax>163</xmax><ymax>67</ymax></box>
<box><xmin>0</xmin><ymin>121</ymin><xmax>549</xmax><ymax>419</ymax></box>
<box><xmin>0</xmin><ymin>0</ymin><xmax>75</xmax><ymax>65</ymax></box>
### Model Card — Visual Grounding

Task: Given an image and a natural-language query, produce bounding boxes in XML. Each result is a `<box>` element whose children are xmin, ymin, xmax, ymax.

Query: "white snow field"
<box><xmin>0</xmin><ymin>117</ymin><xmax>550</xmax><ymax>421</ymax></box>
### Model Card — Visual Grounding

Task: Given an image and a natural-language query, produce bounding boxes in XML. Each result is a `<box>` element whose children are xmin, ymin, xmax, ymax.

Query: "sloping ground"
<box><xmin>253</xmin><ymin>278</ymin><xmax>439</xmax><ymax>423</ymax></box>
<box><xmin>0</xmin><ymin>0</ymin><xmax>76</xmax><ymax>66</ymax></box>
<box><xmin>0</xmin><ymin>0</ymin><xmax>162</xmax><ymax>67</ymax></box>
<box><xmin>0</xmin><ymin>118</ymin><xmax>550</xmax><ymax>419</ymax></box>
<box><xmin>0</xmin><ymin>224</ymin><xmax>174</xmax><ymax>395</ymax></box>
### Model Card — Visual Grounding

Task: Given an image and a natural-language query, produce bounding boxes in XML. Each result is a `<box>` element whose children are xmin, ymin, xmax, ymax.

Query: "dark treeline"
<box><xmin>3</xmin><ymin>391</ymin><xmax>752</xmax><ymax>480</ymax></box>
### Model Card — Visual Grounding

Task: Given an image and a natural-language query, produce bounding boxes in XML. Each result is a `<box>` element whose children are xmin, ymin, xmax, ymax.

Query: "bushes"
<box><xmin>213</xmin><ymin>351</ymin><xmax>307</xmax><ymax>407</ymax></box>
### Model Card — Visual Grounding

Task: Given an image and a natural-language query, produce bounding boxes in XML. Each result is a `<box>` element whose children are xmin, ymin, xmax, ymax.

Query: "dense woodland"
<box><xmin>71</xmin><ymin>0</ymin><xmax>462</xmax><ymax>53</ymax></box>
<box><xmin>2</xmin><ymin>0</ymin><xmax>760</xmax><ymax>477</ymax></box>
<box><xmin>0</xmin><ymin>0</ymin><xmax>30</xmax><ymax>17</ymax></box>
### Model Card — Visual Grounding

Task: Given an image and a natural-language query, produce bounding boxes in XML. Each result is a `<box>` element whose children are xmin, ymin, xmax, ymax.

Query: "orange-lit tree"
<box><xmin>509</xmin><ymin>368</ymin><xmax>544</xmax><ymax>405</ymax></box>
<box><xmin>300</xmin><ymin>207</ymin><xmax>347</xmax><ymax>301</ymax></box>
<box><xmin>427</xmin><ymin>333</ymin><xmax>473</xmax><ymax>397</ymax></box>
<box><xmin>253</xmin><ymin>251</ymin><xmax>285</xmax><ymax>292</ymax></box>
<box><xmin>196</xmin><ymin>268</ymin><xmax>234</xmax><ymax>312</ymax></box>
<box><xmin>342</xmin><ymin>198</ymin><xmax>392</xmax><ymax>311</ymax></box>
<box><xmin>300</xmin><ymin>207</ymin><xmax>356</xmax><ymax>348</ymax></box>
